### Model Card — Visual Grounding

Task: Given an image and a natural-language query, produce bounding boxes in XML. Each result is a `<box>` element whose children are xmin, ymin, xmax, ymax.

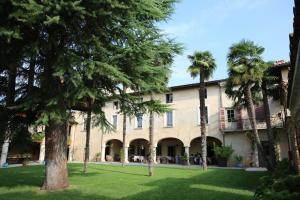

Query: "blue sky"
<box><xmin>159</xmin><ymin>0</ymin><xmax>293</xmax><ymax>86</ymax></box>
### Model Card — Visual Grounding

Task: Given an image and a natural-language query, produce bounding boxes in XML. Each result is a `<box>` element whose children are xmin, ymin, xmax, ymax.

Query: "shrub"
<box><xmin>235</xmin><ymin>154</ymin><xmax>243</xmax><ymax>162</ymax></box>
<box><xmin>181</xmin><ymin>153</ymin><xmax>188</xmax><ymax>161</ymax></box>
<box><xmin>254</xmin><ymin>159</ymin><xmax>300</xmax><ymax>200</ymax></box>
<box><xmin>213</xmin><ymin>145</ymin><xmax>234</xmax><ymax>159</ymax></box>
<box><xmin>31</xmin><ymin>132</ymin><xmax>45</xmax><ymax>143</ymax></box>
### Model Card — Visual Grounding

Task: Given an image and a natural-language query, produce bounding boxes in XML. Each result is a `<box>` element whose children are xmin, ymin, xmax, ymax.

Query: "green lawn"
<box><xmin>0</xmin><ymin>164</ymin><xmax>267</xmax><ymax>200</ymax></box>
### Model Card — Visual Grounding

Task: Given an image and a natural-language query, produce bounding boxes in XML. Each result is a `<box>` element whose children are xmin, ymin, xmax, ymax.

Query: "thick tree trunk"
<box><xmin>199</xmin><ymin>72</ymin><xmax>207</xmax><ymax>170</ymax></box>
<box><xmin>0</xmin><ymin>64</ymin><xmax>16</xmax><ymax>166</ymax></box>
<box><xmin>148</xmin><ymin>109</ymin><xmax>154</xmax><ymax>176</ymax></box>
<box><xmin>83</xmin><ymin>110</ymin><xmax>91</xmax><ymax>173</ymax></box>
<box><xmin>261</xmin><ymin>81</ymin><xmax>277</xmax><ymax>168</ymax></box>
<box><xmin>245</xmin><ymin>85</ymin><xmax>273</xmax><ymax>170</ymax></box>
<box><xmin>0</xmin><ymin>138</ymin><xmax>10</xmax><ymax>166</ymax></box>
<box><xmin>41</xmin><ymin>120</ymin><xmax>69</xmax><ymax>190</ymax></box>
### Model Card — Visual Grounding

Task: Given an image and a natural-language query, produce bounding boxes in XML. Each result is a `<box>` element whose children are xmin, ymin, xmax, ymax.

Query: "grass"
<box><xmin>0</xmin><ymin>164</ymin><xmax>267</xmax><ymax>200</ymax></box>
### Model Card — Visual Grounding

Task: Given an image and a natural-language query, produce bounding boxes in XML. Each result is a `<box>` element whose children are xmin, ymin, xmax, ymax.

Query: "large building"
<box><xmin>287</xmin><ymin>0</ymin><xmax>300</xmax><ymax>172</ymax></box>
<box><xmin>67</xmin><ymin>64</ymin><xmax>290</xmax><ymax>167</ymax></box>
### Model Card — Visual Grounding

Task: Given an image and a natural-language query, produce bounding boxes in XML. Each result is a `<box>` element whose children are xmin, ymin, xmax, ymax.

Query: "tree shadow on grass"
<box><xmin>0</xmin><ymin>164</ymin><xmax>101</xmax><ymax>188</ymax></box>
<box><xmin>0</xmin><ymin>189</ymin><xmax>116</xmax><ymax>200</ymax></box>
<box><xmin>87</xmin><ymin>165</ymin><xmax>148</xmax><ymax>177</ymax></box>
<box><xmin>0</xmin><ymin>165</ymin><xmax>265</xmax><ymax>200</ymax></box>
<box><xmin>120</xmin><ymin>170</ymin><xmax>262</xmax><ymax>200</ymax></box>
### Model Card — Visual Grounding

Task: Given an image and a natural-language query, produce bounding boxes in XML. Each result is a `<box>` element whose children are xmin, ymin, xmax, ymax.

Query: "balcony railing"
<box><xmin>223</xmin><ymin>117</ymin><xmax>284</xmax><ymax>131</ymax></box>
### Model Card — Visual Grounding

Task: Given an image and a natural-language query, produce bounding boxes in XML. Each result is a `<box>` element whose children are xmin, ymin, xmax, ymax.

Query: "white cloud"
<box><xmin>202</xmin><ymin>0</ymin><xmax>270</xmax><ymax>23</ymax></box>
<box><xmin>161</xmin><ymin>21</ymin><xmax>196</xmax><ymax>37</ymax></box>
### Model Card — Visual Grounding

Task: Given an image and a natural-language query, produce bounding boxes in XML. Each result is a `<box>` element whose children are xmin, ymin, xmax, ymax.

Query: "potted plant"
<box><xmin>31</xmin><ymin>132</ymin><xmax>45</xmax><ymax>143</ymax></box>
<box><xmin>22</xmin><ymin>153</ymin><xmax>31</xmax><ymax>166</ymax></box>
<box><xmin>213</xmin><ymin>145</ymin><xmax>234</xmax><ymax>167</ymax></box>
<box><xmin>181</xmin><ymin>153</ymin><xmax>189</xmax><ymax>165</ymax></box>
<box><xmin>235</xmin><ymin>154</ymin><xmax>244</xmax><ymax>168</ymax></box>
<box><xmin>95</xmin><ymin>152</ymin><xmax>101</xmax><ymax>162</ymax></box>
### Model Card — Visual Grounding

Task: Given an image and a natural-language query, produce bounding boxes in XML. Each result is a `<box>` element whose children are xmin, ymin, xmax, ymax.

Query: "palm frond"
<box><xmin>187</xmin><ymin>51</ymin><xmax>216</xmax><ymax>80</ymax></box>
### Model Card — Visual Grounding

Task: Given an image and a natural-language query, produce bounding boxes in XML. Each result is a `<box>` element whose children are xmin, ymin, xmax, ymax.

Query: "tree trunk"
<box><xmin>199</xmin><ymin>72</ymin><xmax>207</xmax><ymax>170</ymax></box>
<box><xmin>122</xmin><ymin>86</ymin><xmax>127</xmax><ymax>167</ymax></box>
<box><xmin>245</xmin><ymin>85</ymin><xmax>273</xmax><ymax>170</ymax></box>
<box><xmin>83</xmin><ymin>110</ymin><xmax>92</xmax><ymax>173</ymax></box>
<box><xmin>41</xmin><ymin>120</ymin><xmax>69</xmax><ymax>190</ymax></box>
<box><xmin>287</xmin><ymin>117</ymin><xmax>300</xmax><ymax>173</ymax></box>
<box><xmin>0</xmin><ymin>64</ymin><xmax>16</xmax><ymax>166</ymax></box>
<box><xmin>122</xmin><ymin>113</ymin><xmax>127</xmax><ymax>166</ymax></box>
<box><xmin>148</xmin><ymin>109</ymin><xmax>154</xmax><ymax>176</ymax></box>
<box><xmin>261</xmin><ymin>80</ymin><xmax>277</xmax><ymax>168</ymax></box>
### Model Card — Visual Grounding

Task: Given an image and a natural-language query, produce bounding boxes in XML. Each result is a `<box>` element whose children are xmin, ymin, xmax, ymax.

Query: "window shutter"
<box><xmin>219</xmin><ymin>107</ymin><xmax>225</xmax><ymax>130</ymax></box>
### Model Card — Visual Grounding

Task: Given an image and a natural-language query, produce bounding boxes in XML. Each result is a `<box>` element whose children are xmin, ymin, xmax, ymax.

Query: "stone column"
<box><xmin>39</xmin><ymin>138</ymin><xmax>45</xmax><ymax>163</ymax></box>
<box><xmin>0</xmin><ymin>139</ymin><xmax>10</xmax><ymax>167</ymax></box>
<box><xmin>185</xmin><ymin>146</ymin><xmax>190</xmax><ymax>165</ymax></box>
<box><xmin>153</xmin><ymin>146</ymin><xmax>157</xmax><ymax>164</ymax></box>
<box><xmin>124</xmin><ymin>147</ymin><xmax>129</xmax><ymax>163</ymax></box>
<box><xmin>101</xmin><ymin>145</ymin><xmax>106</xmax><ymax>162</ymax></box>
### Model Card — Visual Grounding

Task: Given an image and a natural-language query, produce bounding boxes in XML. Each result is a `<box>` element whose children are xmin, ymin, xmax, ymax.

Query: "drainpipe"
<box><xmin>219</xmin><ymin>82</ymin><xmax>225</xmax><ymax>145</ymax></box>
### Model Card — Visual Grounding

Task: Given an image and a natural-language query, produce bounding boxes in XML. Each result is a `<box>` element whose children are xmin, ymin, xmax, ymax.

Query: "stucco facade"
<box><xmin>68</xmin><ymin>67</ymin><xmax>289</xmax><ymax>167</ymax></box>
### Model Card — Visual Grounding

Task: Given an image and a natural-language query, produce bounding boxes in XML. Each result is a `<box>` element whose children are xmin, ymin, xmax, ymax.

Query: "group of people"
<box><xmin>191</xmin><ymin>152</ymin><xmax>203</xmax><ymax>165</ymax></box>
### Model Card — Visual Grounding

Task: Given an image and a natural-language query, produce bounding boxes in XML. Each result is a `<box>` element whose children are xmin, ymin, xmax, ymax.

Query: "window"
<box><xmin>166</xmin><ymin>111</ymin><xmax>173</xmax><ymax>127</ymax></box>
<box><xmin>112</xmin><ymin>115</ymin><xmax>117</xmax><ymax>129</ymax></box>
<box><xmin>198</xmin><ymin>106</ymin><xmax>208</xmax><ymax>124</ymax></box>
<box><xmin>113</xmin><ymin>101</ymin><xmax>119</xmax><ymax>110</ymax></box>
<box><xmin>166</xmin><ymin>93</ymin><xmax>173</xmax><ymax>103</ymax></box>
<box><xmin>136</xmin><ymin>113</ymin><xmax>143</xmax><ymax>128</ymax></box>
<box><xmin>226</xmin><ymin>109</ymin><xmax>235</xmax><ymax>122</ymax></box>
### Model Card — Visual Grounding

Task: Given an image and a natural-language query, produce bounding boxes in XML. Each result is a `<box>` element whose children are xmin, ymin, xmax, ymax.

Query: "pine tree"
<box><xmin>0</xmin><ymin>0</ymin><xmax>181</xmax><ymax>189</ymax></box>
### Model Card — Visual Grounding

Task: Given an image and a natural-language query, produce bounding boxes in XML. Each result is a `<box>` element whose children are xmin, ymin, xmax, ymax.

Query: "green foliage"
<box><xmin>213</xmin><ymin>145</ymin><xmax>234</xmax><ymax>159</ymax></box>
<box><xmin>181</xmin><ymin>153</ymin><xmax>188</xmax><ymax>161</ymax></box>
<box><xmin>225</xmin><ymin>39</ymin><xmax>267</xmax><ymax>109</ymax></box>
<box><xmin>31</xmin><ymin>131</ymin><xmax>44</xmax><ymax>143</ymax></box>
<box><xmin>95</xmin><ymin>152</ymin><xmax>101</xmax><ymax>157</ymax></box>
<box><xmin>187</xmin><ymin>51</ymin><xmax>216</xmax><ymax>80</ymax></box>
<box><xmin>235</xmin><ymin>154</ymin><xmax>243</xmax><ymax>162</ymax></box>
<box><xmin>254</xmin><ymin>159</ymin><xmax>299</xmax><ymax>200</ymax></box>
<box><xmin>272</xmin><ymin>159</ymin><xmax>296</xmax><ymax>178</ymax></box>
<box><xmin>0</xmin><ymin>0</ymin><xmax>182</xmax><ymax>130</ymax></box>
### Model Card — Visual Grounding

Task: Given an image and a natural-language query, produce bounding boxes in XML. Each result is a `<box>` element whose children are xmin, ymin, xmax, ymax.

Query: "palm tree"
<box><xmin>226</xmin><ymin>40</ymin><xmax>273</xmax><ymax>170</ymax></box>
<box><xmin>261</xmin><ymin>62</ymin><xmax>279</xmax><ymax>168</ymax></box>
<box><xmin>148</xmin><ymin>95</ymin><xmax>155</xmax><ymax>176</ymax></box>
<box><xmin>187</xmin><ymin>51</ymin><xmax>216</xmax><ymax>170</ymax></box>
<box><xmin>122</xmin><ymin>86</ymin><xmax>127</xmax><ymax>167</ymax></box>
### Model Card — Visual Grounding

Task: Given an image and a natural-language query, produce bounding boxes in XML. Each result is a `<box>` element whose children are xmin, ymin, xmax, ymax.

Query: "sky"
<box><xmin>159</xmin><ymin>0</ymin><xmax>294</xmax><ymax>86</ymax></box>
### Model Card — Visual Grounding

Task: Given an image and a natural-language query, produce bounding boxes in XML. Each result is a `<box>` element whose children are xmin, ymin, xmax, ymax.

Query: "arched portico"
<box><xmin>104</xmin><ymin>139</ymin><xmax>123</xmax><ymax>162</ymax></box>
<box><xmin>156</xmin><ymin>137</ymin><xmax>185</xmax><ymax>164</ymax></box>
<box><xmin>190</xmin><ymin>136</ymin><xmax>222</xmax><ymax>165</ymax></box>
<box><xmin>128</xmin><ymin>138</ymin><xmax>149</xmax><ymax>163</ymax></box>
